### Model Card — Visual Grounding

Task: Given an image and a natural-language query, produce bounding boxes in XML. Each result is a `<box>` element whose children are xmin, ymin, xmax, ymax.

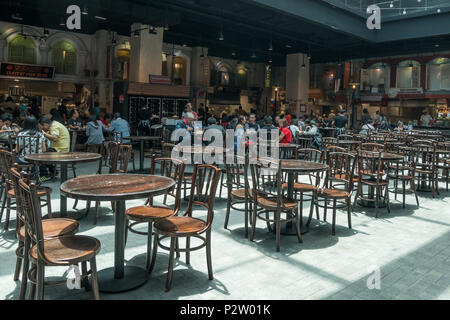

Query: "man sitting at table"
<box><xmin>259</xmin><ymin>116</ymin><xmax>279</xmax><ymax>142</ymax></box>
<box><xmin>174</xmin><ymin>112</ymin><xmax>195</xmax><ymax>143</ymax></box>
<box><xmin>39</xmin><ymin>117</ymin><xmax>70</xmax><ymax>153</ymax></box>
<box><xmin>109</xmin><ymin>112</ymin><xmax>130</xmax><ymax>143</ymax></box>
<box><xmin>301</xmin><ymin>120</ymin><xmax>322</xmax><ymax>149</ymax></box>
<box><xmin>204</xmin><ymin>117</ymin><xmax>225</xmax><ymax>146</ymax></box>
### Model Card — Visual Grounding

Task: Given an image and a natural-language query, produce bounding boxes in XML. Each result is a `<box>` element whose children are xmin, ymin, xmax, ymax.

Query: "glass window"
<box><xmin>8</xmin><ymin>35</ymin><xmax>37</xmax><ymax>64</ymax></box>
<box><xmin>51</xmin><ymin>41</ymin><xmax>77</xmax><ymax>75</ymax></box>
<box><xmin>367</xmin><ymin>63</ymin><xmax>390</xmax><ymax>92</ymax></box>
<box><xmin>427</xmin><ymin>58</ymin><xmax>450</xmax><ymax>90</ymax></box>
<box><xmin>397</xmin><ymin>60</ymin><xmax>420</xmax><ymax>88</ymax></box>
<box><xmin>172</xmin><ymin>57</ymin><xmax>187</xmax><ymax>85</ymax></box>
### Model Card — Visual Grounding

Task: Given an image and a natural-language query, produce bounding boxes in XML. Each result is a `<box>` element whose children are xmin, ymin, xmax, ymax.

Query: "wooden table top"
<box><xmin>173</xmin><ymin>146</ymin><xmax>229</xmax><ymax>154</ymax></box>
<box><xmin>128</xmin><ymin>136</ymin><xmax>161</xmax><ymax>141</ymax></box>
<box><xmin>351</xmin><ymin>151</ymin><xmax>404</xmax><ymax>161</ymax></box>
<box><xmin>280</xmin><ymin>160</ymin><xmax>328</xmax><ymax>173</ymax></box>
<box><xmin>25</xmin><ymin>152</ymin><xmax>102</xmax><ymax>164</ymax></box>
<box><xmin>337</xmin><ymin>140</ymin><xmax>360</xmax><ymax>144</ymax></box>
<box><xmin>60</xmin><ymin>174</ymin><xmax>175</xmax><ymax>201</ymax></box>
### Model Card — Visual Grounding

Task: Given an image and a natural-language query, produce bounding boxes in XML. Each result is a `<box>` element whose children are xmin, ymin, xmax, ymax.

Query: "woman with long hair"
<box><xmin>15</xmin><ymin>116</ymin><xmax>46</xmax><ymax>165</ymax></box>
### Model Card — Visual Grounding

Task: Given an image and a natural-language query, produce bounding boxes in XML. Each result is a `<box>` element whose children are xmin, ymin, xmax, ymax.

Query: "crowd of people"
<box><xmin>0</xmin><ymin>95</ymin><xmax>132</xmax><ymax>182</ymax></box>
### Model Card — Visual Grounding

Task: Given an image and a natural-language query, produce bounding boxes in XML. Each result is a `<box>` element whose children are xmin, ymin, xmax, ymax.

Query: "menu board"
<box><xmin>0</xmin><ymin>62</ymin><xmax>55</xmax><ymax>79</ymax></box>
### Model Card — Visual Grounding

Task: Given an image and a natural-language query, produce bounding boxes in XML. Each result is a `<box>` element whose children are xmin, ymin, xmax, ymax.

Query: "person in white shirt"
<box><xmin>360</xmin><ymin>120</ymin><xmax>376</xmax><ymax>134</ymax></box>
<box><xmin>420</xmin><ymin>109</ymin><xmax>433</xmax><ymax>127</ymax></box>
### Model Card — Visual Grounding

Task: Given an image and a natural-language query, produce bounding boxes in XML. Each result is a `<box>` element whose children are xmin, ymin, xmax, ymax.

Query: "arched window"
<box><xmin>172</xmin><ymin>56</ymin><xmax>187</xmax><ymax>85</ymax></box>
<box><xmin>51</xmin><ymin>41</ymin><xmax>77</xmax><ymax>75</ymax></box>
<box><xmin>8</xmin><ymin>35</ymin><xmax>37</xmax><ymax>64</ymax></box>
<box><xmin>427</xmin><ymin>57</ymin><xmax>450</xmax><ymax>91</ymax></box>
<box><xmin>397</xmin><ymin>60</ymin><xmax>420</xmax><ymax>88</ymax></box>
<box><xmin>367</xmin><ymin>63</ymin><xmax>390</xmax><ymax>92</ymax></box>
<box><xmin>218</xmin><ymin>66</ymin><xmax>230</xmax><ymax>86</ymax></box>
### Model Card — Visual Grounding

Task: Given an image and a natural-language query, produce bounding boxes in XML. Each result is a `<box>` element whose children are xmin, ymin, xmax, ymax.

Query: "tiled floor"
<box><xmin>0</xmin><ymin>160</ymin><xmax>449</xmax><ymax>300</ymax></box>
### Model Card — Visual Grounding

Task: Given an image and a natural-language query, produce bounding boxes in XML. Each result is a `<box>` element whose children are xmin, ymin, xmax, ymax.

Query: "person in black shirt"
<box><xmin>259</xmin><ymin>116</ymin><xmax>278</xmax><ymax>141</ymax></box>
<box><xmin>333</xmin><ymin>110</ymin><xmax>348</xmax><ymax>135</ymax></box>
<box><xmin>204</xmin><ymin>117</ymin><xmax>225</xmax><ymax>146</ymax></box>
<box><xmin>67</xmin><ymin>109</ymin><xmax>84</xmax><ymax>130</ymax></box>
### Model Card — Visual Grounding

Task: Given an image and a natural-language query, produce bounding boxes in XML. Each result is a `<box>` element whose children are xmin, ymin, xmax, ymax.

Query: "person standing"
<box><xmin>420</xmin><ymin>109</ymin><xmax>433</xmax><ymax>127</ymax></box>
<box><xmin>58</xmin><ymin>99</ymin><xmax>69</xmax><ymax>124</ymax></box>
<box><xmin>333</xmin><ymin>110</ymin><xmax>348</xmax><ymax>135</ymax></box>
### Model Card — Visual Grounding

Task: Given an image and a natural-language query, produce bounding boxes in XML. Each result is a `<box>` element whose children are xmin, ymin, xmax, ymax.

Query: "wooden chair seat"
<box><xmin>318</xmin><ymin>188</ymin><xmax>351</xmax><ymax>199</ymax></box>
<box><xmin>332</xmin><ymin>174</ymin><xmax>359</xmax><ymax>182</ymax></box>
<box><xmin>154</xmin><ymin>216</ymin><xmax>206</xmax><ymax>236</ymax></box>
<box><xmin>359</xmin><ymin>169</ymin><xmax>385</xmax><ymax>176</ymax></box>
<box><xmin>282</xmin><ymin>182</ymin><xmax>317</xmax><ymax>191</ymax></box>
<box><xmin>29</xmin><ymin>235</ymin><xmax>101</xmax><ymax>265</ymax></box>
<box><xmin>126</xmin><ymin>205</ymin><xmax>175</xmax><ymax>221</ymax></box>
<box><xmin>256</xmin><ymin>195</ymin><xmax>297</xmax><ymax>210</ymax></box>
<box><xmin>231</xmin><ymin>188</ymin><xmax>253</xmax><ymax>199</ymax></box>
<box><xmin>415</xmin><ymin>168</ymin><xmax>439</xmax><ymax>174</ymax></box>
<box><xmin>8</xmin><ymin>186</ymin><xmax>51</xmax><ymax>198</ymax></box>
<box><xmin>360</xmin><ymin>179</ymin><xmax>389</xmax><ymax>186</ymax></box>
<box><xmin>19</xmin><ymin>218</ymin><xmax>79</xmax><ymax>240</ymax></box>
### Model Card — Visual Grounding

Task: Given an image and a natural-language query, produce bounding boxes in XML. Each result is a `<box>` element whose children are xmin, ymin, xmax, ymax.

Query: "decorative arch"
<box><xmin>396</xmin><ymin>60</ymin><xmax>421</xmax><ymax>88</ymax></box>
<box><xmin>50</xmin><ymin>40</ymin><xmax>77</xmax><ymax>75</ymax></box>
<box><xmin>366</xmin><ymin>62</ymin><xmax>391</xmax><ymax>91</ymax></box>
<box><xmin>427</xmin><ymin>57</ymin><xmax>450</xmax><ymax>91</ymax></box>
<box><xmin>7</xmin><ymin>34</ymin><xmax>37</xmax><ymax>64</ymax></box>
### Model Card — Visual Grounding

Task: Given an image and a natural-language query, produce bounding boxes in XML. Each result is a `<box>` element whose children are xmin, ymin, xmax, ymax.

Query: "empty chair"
<box><xmin>19</xmin><ymin>178</ymin><xmax>101</xmax><ymax>300</ymax></box>
<box><xmin>149</xmin><ymin>164</ymin><xmax>221</xmax><ymax>292</ymax></box>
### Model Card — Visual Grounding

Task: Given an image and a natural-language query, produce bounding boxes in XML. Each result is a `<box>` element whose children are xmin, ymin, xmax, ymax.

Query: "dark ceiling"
<box><xmin>2</xmin><ymin>0</ymin><xmax>450</xmax><ymax>65</ymax></box>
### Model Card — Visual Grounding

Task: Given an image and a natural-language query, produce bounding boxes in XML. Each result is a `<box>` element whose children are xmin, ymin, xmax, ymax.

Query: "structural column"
<box><xmin>130</xmin><ymin>23</ymin><xmax>164</xmax><ymax>83</ymax></box>
<box><xmin>286</xmin><ymin>53</ymin><xmax>310</xmax><ymax>115</ymax></box>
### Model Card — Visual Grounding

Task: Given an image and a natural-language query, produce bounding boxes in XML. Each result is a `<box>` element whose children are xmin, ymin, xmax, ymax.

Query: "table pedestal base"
<box><xmin>97</xmin><ymin>266</ymin><xmax>148</xmax><ymax>293</ymax></box>
<box><xmin>270</xmin><ymin>219</ymin><xmax>308</xmax><ymax>236</ymax></box>
<box><xmin>357</xmin><ymin>199</ymin><xmax>387</xmax><ymax>208</ymax></box>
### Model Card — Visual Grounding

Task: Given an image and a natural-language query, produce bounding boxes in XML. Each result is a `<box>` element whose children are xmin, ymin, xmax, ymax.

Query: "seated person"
<box><xmin>245</xmin><ymin>113</ymin><xmax>260</xmax><ymax>133</ymax></box>
<box><xmin>174</xmin><ymin>112</ymin><xmax>195</xmax><ymax>143</ymax></box>
<box><xmin>67</xmin><ymin>109</ymin><xmax>84</xmax><ymax>131</ymax></box>
<box><xmin>16</xmin><ymin>116</ymin><xmax>46</xmax><ymax>165</ymax></box>
<box><xmin>39</xmin><ymin>117</ymin><xmax>70</xmax><ymax>153</ymax></box>
<box><xmin>109</xmin><ymin>112</ymin><xmax>131</xmax><ymax>143</ymax></box>
<box><xmin>279</xmin><ymin>119</ymin><xmax>293</xmax><ymax>144</ymax></box>
<box><xmin>0</xmin><ymin>113</ymin><xmax>19</xmax><ymax>141</ymax></box>
<box><xmin>101</xmin><ymin>113</ymin><xmax>113</xmax><ymax>128</ymax></box>
<box><xmin>360</xmin><ymin>120</ymin><xmax>376</xmax><ymax>135</ymax></box>
<box><xmin>204</xmin><ymin>117</ymin><xmax>225</xmax><ymax>146</ymax></box>
<box><xmin>301</xmin><ymin>120</ymin><xmax>322</xmax><ymax>149</ymax></box>
<box><xmin>259</xmin><ymin>116</ymin><xmax>279</xmax><ymax>142</ymax></box>
<box><xmin>86</xmin><ymin>114</ymin><xmax>106</xmax><ymax>145</ymax></box>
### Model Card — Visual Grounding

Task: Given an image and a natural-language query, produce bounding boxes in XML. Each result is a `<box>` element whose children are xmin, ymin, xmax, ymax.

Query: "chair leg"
<box><xmin>186</xmin><ymin>236</ymin><xmax>191</xmax><ymax>265</ymax></box>
<box><xmin>306</xmin><ymin>194</ymin><xmax>315</xmax><ymax>227</ymax></box>
<box><xmin>402</xmin><ymin>180</ymin><xmax>406</xmax><ymax>208</ymax></box>
<box><xmin>224</xmin><ymin>194</ymin><xmax>232</xmax><ymax>229</ymax></box>
<box><xmin>375</xmin><ymin>186</ymin><xmax>380</xmax><ymax>218</ymax></box>
<box><xmin>19</xmin><ymin>234</ymin><xmax>30</xmax><ymax>300</ymax></box>
<box><xmin>73</xmin><ymin>199</ymin><xmax>79</xmax><ymax>210</ymax></box>
<box><xmin>81</xmin><ymin>261</ymin><xmax>89</xmax><ymax>291</ymax></box>
<box><xmin>346</xmin><ymin>198</ymin><xmax>352</xmax><ymax>229</ymax></box>
<box><xmin>250</xmin><ymin>204</ymin><xmax>257</xmax><ymax>241</ymax></box>
<box><xmin>411</xmin><ymin>179</ymin><xmax>420</xmax><ymax>206</ymax></box>
<box><xmin>206</xmin><ymin>230</ymin><xmax>213</xmax><ymax>280</ymax></box>
<box><xmin>14</xmin><ymin>240</ymin><xmax>23</xmax><ymax>281</ymax></box>
<box><xmin>28</xmin><ymin>264</ymin><xmax>36</xmax><ymax>300</ymax></box>
<box><xmin>265</xmin><ymin>210</ymin><xmax>272</xmax><ymax>232</ymax></box>
<box><xmin>219</xmin><ymin>173</ymin><xmax>224</xmax><ymax>197</ymax></box>
<box><xmin>90</xmin><ymin>258</ymin><xmax>100</xmax><ymax>300</ymax></box>
<box><xmin>295</xmin><ymin>209</ymin><xmax>303</xmax><ymax>243</ymax></box>
<box><xmin>331</xmin><ymin>199</ymin><xmax>337</xmax><ymax>236</ymax></box>
<box><xmin>146</xmin><ymin>222</ymin><xmax>153</xmax><ymax>271</ymax></box>
<box><xmin>148</xmin><ymin>233</ymin><xmax>158</xmax><ymax>274</ymax></box>
<box><xmin>165</xmin><ymin>237</ymin><xmax>176</xmax><ymax>292</ymax></box>
<box><xmin>94</xmin><ymin>201</ymin><xmax>100</xmax><ymax>225</ymax></box>
<box><xmin>4</xmin><ymin>197</ymin><xmax>11</xmax><ymax>230</ymax></box>
<box><xmin>275</xmin><ymin>210</ymin><xmax>281</xmax><ymax>252</ymax></box>
<box><xmin>45</xmin><ymin>193</ymin><xmax>52</xmax><ymax>218</ymax></box>
<box><xmin>36</xmin><ymin>260</ymin><xmax>45</xmax><ymax>300</ymax></box>
<box><xmin>323</xmin><ymin>199</ymin><xmax>328</xmax><ymax>222</ymax></box>
<box><xmin>175</xmin><ymin>238</ymin><xmax>180</xmax><ymax>259</ymax></box>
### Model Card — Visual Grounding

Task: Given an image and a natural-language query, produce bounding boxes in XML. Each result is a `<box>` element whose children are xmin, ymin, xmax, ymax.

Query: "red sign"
<box><xmin>149</xmin><ymin>75</ymin><xmax>171</xmax><ymax>85</ymax></box>
<box><xmin>0</xmin><ymin>62</ymin><xmax>54</xmax><ymax>79</ymax></box>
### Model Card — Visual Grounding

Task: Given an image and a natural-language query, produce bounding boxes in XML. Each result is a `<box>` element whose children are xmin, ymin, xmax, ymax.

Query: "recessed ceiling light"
<box><xmin>285</xmin><ymin>44</ymin><xmax>292</xmax><ymax>48</ymax></box>
<box><xmin>251</xmin><ymin>53</ymin><xmax>256</xmax><ymax>59</ymax></box>
<box><xmin>232</xmin><ymin>52</ymin><xmax>236</xmax><ymax>56</ymax></box>
<box><xmin>437</xmin><ymin>9</ymin><xmax>441</xmax><ymax>13</ymax></box>
<box><xmin>435</xmin><ymin>44</ymin><xmax>440</xmax><ymax>47</ymax></box>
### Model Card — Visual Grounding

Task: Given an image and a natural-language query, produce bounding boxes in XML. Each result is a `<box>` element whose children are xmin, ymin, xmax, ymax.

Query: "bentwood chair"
<box><xmin>353</xmin><ymin>150</ymin><xmax>391</xmax><ymax>217</ymax></box>
<box><xmin>19</xmin><ymin>178</ymin><xmax>101</xmax><ymax>300</ymax></box>
<box><xmin>249</xmin><ymin>158</ymin><xmax>303</xmax><ymax>252</ymax></box>
<box><xmin>149</xmin><ymin>164</ymin><xmax>221</xmax><ymax>292</ymax></box>
<box><xmin>437</xmin><ymin>142</ymin><xmax>450</xmax><ymax>191</ymax></box>
<box><xmin>0</xmin><ymin>149</ymin><xmax>52</xmax><ymax>230</ymax></box>
<box><xmin>10</xmin><ymin>167</ymin><xmax>79</xmax><ymax>300</ymax></box>
<box><xmin>411</xmin><ymin>140</ymin><xmax>439</xmax><ymax>198</ymax></box>
<box><xmin>307</xmin><ymin>152</ymin><xmax>356</xmax><ymax>235</ymax></box>
<box><xmin>224</xmin><ymin>154</ymin><xmax>252</xmax><ymax>238</ymax></box>
<box><xmin>125</xmin><ymin>157</ymin><xmax>185</xmax><ymax>271</ymax></box>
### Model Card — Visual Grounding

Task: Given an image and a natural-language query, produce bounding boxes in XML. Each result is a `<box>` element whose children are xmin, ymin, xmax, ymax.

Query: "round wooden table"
<box><xmin>60</xmin><ymin>174</ymin><xmax>175</xmax><ymax>293</ymax></box>
<box><xmin>25</xmin><ymin>152</ymin><xmax>102</xmax><ymax>218</ymax></box>
<box><xmin>279</xmin><ymin>160</ymin><xmax>328</xmax><ymax>235</ymax></box>
<box><xmin>128</xmin><ymin>136</ymin><xmax>161</xmax><ymax>172</ymax></box>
